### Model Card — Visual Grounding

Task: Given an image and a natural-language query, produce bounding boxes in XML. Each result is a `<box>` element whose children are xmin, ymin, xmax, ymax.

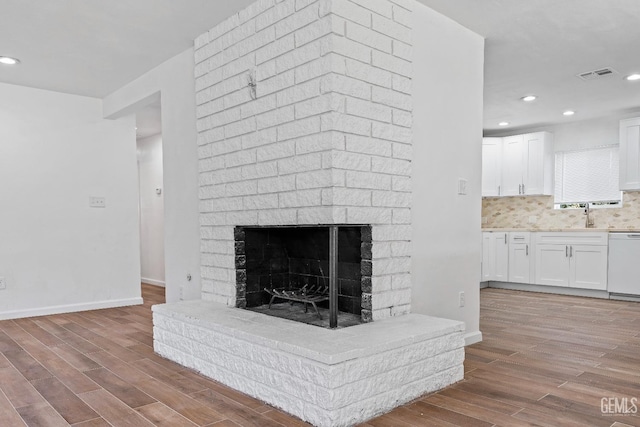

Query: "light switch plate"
<box><xmin>0</xmin><ymin>277</ymin><xmax>6</xmax><ymax>290</ymax></box>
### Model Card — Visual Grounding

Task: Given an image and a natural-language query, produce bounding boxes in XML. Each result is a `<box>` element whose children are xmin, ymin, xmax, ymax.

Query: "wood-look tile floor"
<box><xmin>1</xmin><ymin>285</ymin><xmax>638</xmax><ymax>427</ymax></box>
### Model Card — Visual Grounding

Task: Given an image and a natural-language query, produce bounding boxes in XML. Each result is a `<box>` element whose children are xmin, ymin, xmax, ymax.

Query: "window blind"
<box><xmin>554</xmin><ymin>145</ymin><xmax>620</xmax><ymax>204</ymax></box>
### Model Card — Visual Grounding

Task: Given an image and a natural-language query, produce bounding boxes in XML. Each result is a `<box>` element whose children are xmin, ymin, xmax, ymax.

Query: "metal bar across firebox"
<box><xmin>329</xmin><ymin>226</ymin><xmax>338</xmax><ymax>328</ymax></box>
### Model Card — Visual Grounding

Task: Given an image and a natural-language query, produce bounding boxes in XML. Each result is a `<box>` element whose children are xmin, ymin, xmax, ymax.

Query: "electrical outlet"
<box><xmin>0</xmin><ymin>277</ymin><xmax>6</xmax><ymax>290</ymax></box>
<box><xmin>89</xmin><ymin>196</ymin><xmax>106</xmax><ymax>208</ymax></box>
<box><xmin>458</xmin><ymin>291</ymin><xmax>465</xmax><ymax>307</ymax></box>
<box><xmin>528</xmin><ymin>215</ymin><xmax>538</xmax><ymax>224</ymax></box>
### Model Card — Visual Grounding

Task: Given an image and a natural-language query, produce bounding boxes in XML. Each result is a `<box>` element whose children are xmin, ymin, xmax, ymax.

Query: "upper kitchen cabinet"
<box><xmin>619</xmin><ymin>117</ymin><xmax>640</xmax><ymax>190</ymax></box>
<box><xmin>482</xmin><ymin>138</ymin><xmax>503</xmax><ymax>196</ymax></box>
<box><xmin>482</xmin><ymin>131</ymin><xmax>554</xmax><ymax>197</ymax></box>
<box><xmin>502</xmin><ymin>135</ymin><xmax>525</xmax><ymax>196</ymax></box>
<box><xmin>504</xmin><ymin>132</ymin><xmax>554</xmax><ymax>196</ymax></box>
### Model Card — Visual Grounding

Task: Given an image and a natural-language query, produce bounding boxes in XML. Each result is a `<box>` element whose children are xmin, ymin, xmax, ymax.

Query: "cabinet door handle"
<box><xmin>498</xmin><ymin>185</ymin><xmax>501</xmax><ymax>196</ymax></box>
<box><xmin>504</xmin><ymin>234</ymin><xmax>507</xmax><ymax>244</ymax></box>
<box><xmin>566</xmin><ymin>246</ymin><xmax>568</xmax><ymax>257</ymax></box>
<box><xmin>518</xmin><ymin>184</ymin><xmax>522</xmax><ymax>194</ymax></box>
<box><xmin>570</xmin><ymin>246</ymin><xmax>573</xmax><ymax>258</ymax></box>
<box><xmin>526</xmin><ymin>244</ymin><xmax>529</xmax><ymax>256</ymax></box>
<box><xmin>522</xmin><ymin>184</ymin><xmax>525</xmax><ymax>194</ymax></box>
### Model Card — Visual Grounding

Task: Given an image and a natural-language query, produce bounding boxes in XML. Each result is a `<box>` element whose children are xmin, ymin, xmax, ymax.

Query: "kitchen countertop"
<box><xmin>482</xmin><ymin>228</ymin><xmax>640</xmax><ymax>232</ymax></box>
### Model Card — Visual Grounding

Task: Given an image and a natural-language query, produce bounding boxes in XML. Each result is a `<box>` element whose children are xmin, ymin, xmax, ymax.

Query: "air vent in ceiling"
<box><xmin>577</xmin><ymin>67</ymin><xmax>617</xmax><ymax>81</ymax></box>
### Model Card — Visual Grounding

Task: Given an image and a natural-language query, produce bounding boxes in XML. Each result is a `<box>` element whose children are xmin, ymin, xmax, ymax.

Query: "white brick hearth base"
<box><xmin>153</xmin><ymin>301</ymin><xmax>464</xmax><ymax>426</ymax></box>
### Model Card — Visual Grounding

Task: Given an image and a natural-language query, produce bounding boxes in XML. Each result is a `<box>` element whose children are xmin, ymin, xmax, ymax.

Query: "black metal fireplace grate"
<box><xmin>234</xmin><ymin>225</ymin><xmax>372</xmax><ymax>328</ymax></box>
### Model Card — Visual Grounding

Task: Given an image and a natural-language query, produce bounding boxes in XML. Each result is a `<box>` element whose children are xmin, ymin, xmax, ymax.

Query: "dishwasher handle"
<box><xmin>610</xmin><ymin>234</ymin><xmax>640</xmax><ymax>239</ymax></box>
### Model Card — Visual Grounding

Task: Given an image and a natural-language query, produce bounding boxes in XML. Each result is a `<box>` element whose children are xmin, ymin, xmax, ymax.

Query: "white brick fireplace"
<box><xmin>153</xmin><ymin>0</ymin><xmax>465</xmax><ymax>425</ymax></box>
<box><xmin>195</xmin><ymin>0</ymin><xmax>413</xmax><ymax>319</ymax></box>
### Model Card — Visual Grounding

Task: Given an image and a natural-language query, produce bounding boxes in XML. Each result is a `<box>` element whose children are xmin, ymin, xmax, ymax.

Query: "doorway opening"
<box><xmin>136</xmin><ymin>99</ymin><xmax>165</xmax><ymax>288</ymax></box>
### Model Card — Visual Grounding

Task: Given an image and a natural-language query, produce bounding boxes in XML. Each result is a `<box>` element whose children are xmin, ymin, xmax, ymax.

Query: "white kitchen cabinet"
<box><xmin>481</xmin><ymin>132</ymin><xmax>554</xmax><ymax>197</ymax></box>
<box><xmin>482</xmin><ymin>138</ymin><xmax>503</xmax><ymax>197</ymax></box>
<box><xmin>482</xmin><ymin>232</ymin><xmax>509</xmax><ymax>281</ymax></box>
<box><xmin>534</xmin><ymin>232</ymin><xmax>608</xmax><ymax>290</ymax></box>
<box><xmin>534</xmin><ymin>244</ymin><xmax>570</xmax><ymax>287</ymax></box>
<box><xmin>502</xmin><ymin>135</ymin><xmax>524</xmax><ymax>196</ymax></box>
<box><xmin>523</xmin><ymin>132</ymin><xmax>554</xmax><ymax>195</ymax></box>
<box><xmin>482</xmin><ymin>233</ymin><xmax>492</xmax><ymax>281</ymax></box>
<box><xmin>495</xmin><ymin>234</ymin><xmax>509</xmax><ymax>281</ymax></box>
<box><xmin>508</xmin><ymin>232</ymin><xmax>532</xmax><ymax>284</ymax></box>
<box><xmin>619</xmin><ymin>117</ymin><xmax>640</xmax><ymax>190</ymax></box>
<box><xmin>569</xmin><ymin>245</ymin><xmax>608</xmax><ymax>290</ymax></box>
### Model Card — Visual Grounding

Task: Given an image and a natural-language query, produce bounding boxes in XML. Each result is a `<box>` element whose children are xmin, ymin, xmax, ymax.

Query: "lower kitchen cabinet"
<box><xmin>534</xmin><ymin>232</ymin><xmax>608</xmax><ymax>291</ymax></box>
<box><xmin>535</xmin><ymin>244</ymin><xmax>570</xmax><ymax>287</ymax></box>
<box><xmin>482</xmin><ymin>232</ymin><xmax>509</xmax><ymax>281</ymax></box>
<box><xmin>570</xmin><ymin>245</ymin><xmax>608</xmax><ymax>290</ymax></box>
<box><xmin>483</xmin><ymin>231</ymin><xmax>609</xmax><ymax>292</ymax></box>
<box><xmin>508</xmin><ymin>232</ymin><xmax>532</xmax><ymax>283</ymax></box>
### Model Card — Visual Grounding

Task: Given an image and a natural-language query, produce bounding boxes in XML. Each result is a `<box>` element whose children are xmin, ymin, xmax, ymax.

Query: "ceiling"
<box><xmin>420</xmin><ymin>0</ymin><xmax>640</xmax><ymax>134</ymax></box>
<box><xmin>0</xmin><ymin>0</ymin><xmax>254</xmax><ymax>97</ymax></box>
<box><xmin>2</xmin><ymin>0</ymin><xmax>640</xmax><ymax>134</ymax></box>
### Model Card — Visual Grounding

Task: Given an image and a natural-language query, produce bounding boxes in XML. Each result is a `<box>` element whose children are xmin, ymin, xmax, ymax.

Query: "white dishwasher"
<box><xmin>608</xmin><ymin>233</ymin><xmax>640</xmax><ymax>295</ymax></box>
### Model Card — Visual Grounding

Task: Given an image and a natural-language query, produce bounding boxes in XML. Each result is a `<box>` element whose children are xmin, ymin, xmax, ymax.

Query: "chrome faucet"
<box><xmin>584</xmin><ymin>203</ymin><xmax>595</xmax><ymax>228</ymax></box>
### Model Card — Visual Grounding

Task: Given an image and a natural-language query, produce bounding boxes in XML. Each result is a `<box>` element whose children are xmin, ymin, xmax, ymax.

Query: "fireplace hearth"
<box><xmin>234</xmin><ymin>225</ymin><xmax>372</xmax><ymax>328</ymax></box>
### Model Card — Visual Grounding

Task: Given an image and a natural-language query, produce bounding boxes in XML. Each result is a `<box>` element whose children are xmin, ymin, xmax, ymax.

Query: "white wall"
<box><xmin>137</xmin><ymin>134</ymin><xmax>165</xmax><ymax>286</ymax></box>
<box><xmin>103</xmin><ymin>49</ymin><xmax>200</xmax><ymax>302</ymax></box>
<box><xmin>411</xmin><ymin>2</ymin><xmax>485</xmax><ymax>345</ymax></box>
<box><xmin>0</xmin><ymin>82</ymin><xmax>142</xmax><ymax>319</ymax></box>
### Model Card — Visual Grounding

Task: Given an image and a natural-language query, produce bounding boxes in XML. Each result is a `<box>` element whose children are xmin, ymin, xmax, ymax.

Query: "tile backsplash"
<box><xmin>482</xmin><ymin>192</ymin><xmax>640</xmax><ymax>230</ymax></box>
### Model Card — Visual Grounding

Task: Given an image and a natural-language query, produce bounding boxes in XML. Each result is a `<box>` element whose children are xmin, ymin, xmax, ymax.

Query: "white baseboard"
<box><xmin>487</xmin><ymin>281</ymin><xmax>609</xmax><ymax>299</ymax></box>
<box><xmin>464</xmin><ymin>330</ymin><xmax>483</xmax><ymax>346</ymax></box>
<box><xmin>609</xmin><ymin>293</ymin><xmax>640</xmax><ymax>302</ymax></box>
<box><xmin>0</xmin><ymin>297</ymin><xmax>144</xmax><ymax>321</ymax></box>
<box><xmin>141</xmin><ymin>277</ymin><xmax>165</xmax><ymax>287</ymax></box>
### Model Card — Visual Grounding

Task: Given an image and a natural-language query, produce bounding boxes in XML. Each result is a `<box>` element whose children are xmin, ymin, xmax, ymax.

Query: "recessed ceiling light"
<box><xmin>0</xmin><ymin>56</ymin><xmax>20</xmax><ymax>65</ymax></box>
<box><xmin>498</xmin><ymin>122</ymin><xmax>510</xmax><ymax>126</ymax></box>
<box><xmin>521</xmin><ymin>95</ymin><xmax>537</xmax><ymax>102</ymax></box>
<box><xmin>626</xmin><ymin>74</ymin><xmax>640</xmax><ymax>81</ymax></box>
<box><xmin>563</xmin><ymin>110</ymin><xmax>575</xmax><ymax>116</ymax></box>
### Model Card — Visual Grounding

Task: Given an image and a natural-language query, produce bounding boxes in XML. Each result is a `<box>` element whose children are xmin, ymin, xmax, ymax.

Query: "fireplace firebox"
<box><xmin>234</xmin><ymin>225</ymin><xmax>372</xmax><ymax>328</ymax></box>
